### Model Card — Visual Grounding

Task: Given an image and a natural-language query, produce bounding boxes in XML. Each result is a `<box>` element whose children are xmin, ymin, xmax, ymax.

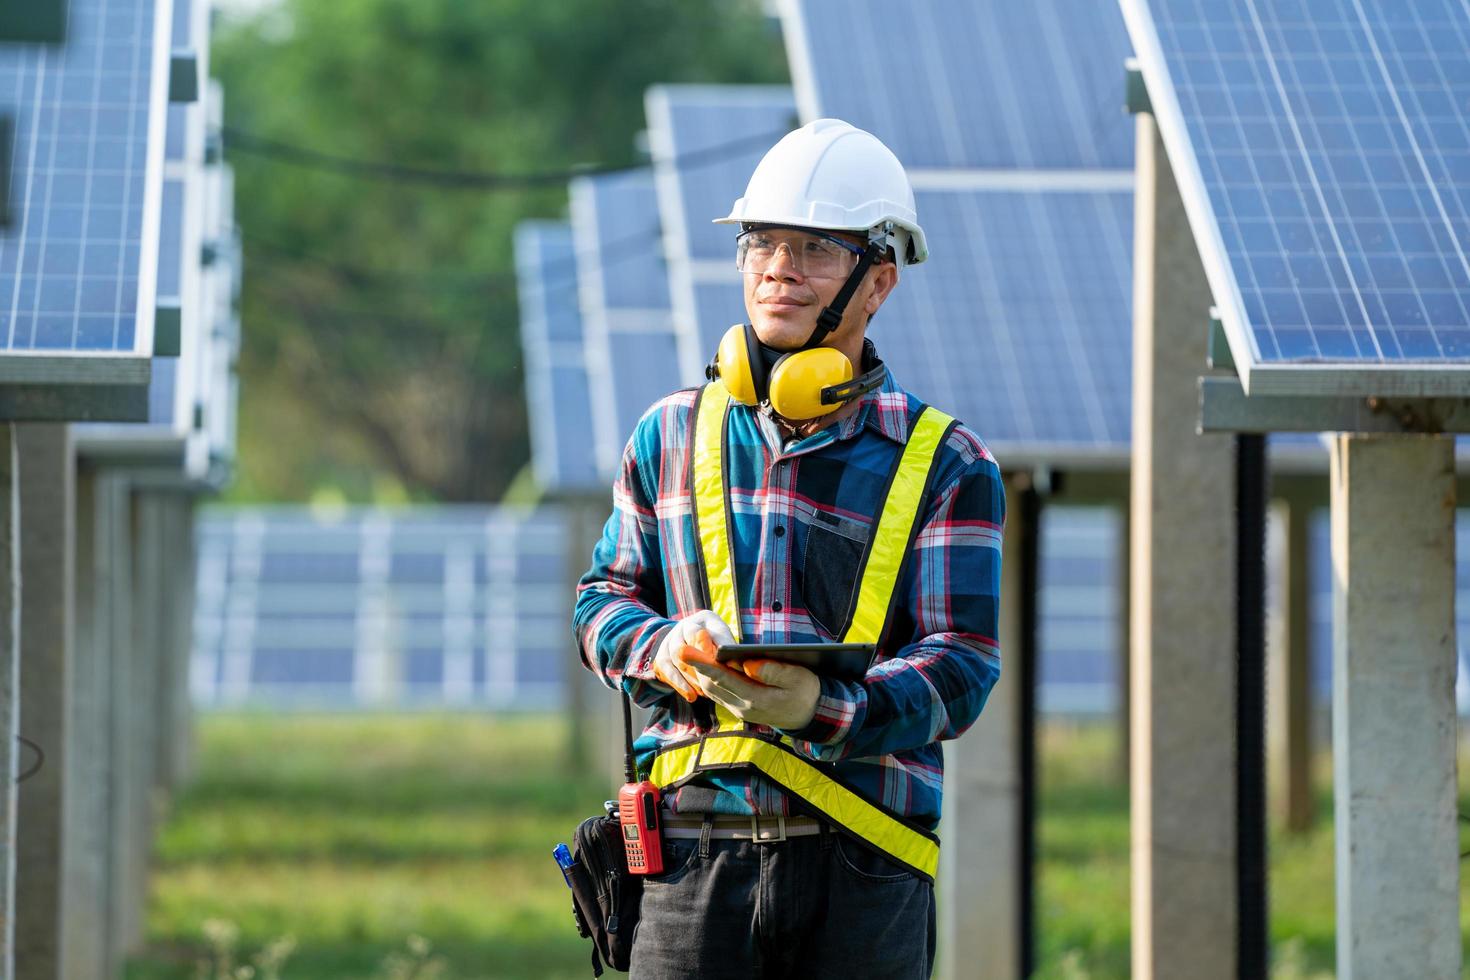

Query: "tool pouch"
<box><xmin>567</xmin><ymin>812</ymin><xmax>643</xmax><ymax>976</ymax></box>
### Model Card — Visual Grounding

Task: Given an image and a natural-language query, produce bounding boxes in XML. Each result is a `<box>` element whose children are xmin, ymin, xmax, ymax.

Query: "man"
<box><xmin>573</xmin><ymin>118</ymin><xmax>1004</xmax><ymax>979</ymax></box>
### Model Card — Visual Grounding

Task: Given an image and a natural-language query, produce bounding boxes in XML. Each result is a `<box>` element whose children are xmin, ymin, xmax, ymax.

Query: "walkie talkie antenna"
<box><xmin>621</xmin><ymin>691</ymin><xmax>636</xmax><ymax>784</ymax></box>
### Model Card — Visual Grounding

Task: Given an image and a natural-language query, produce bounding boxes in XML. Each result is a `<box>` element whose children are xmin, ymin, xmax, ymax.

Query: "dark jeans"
<box><xmin>629</xmin><ymin>826</ymin><xmax>935</xmax><ymax>980</ymax></box>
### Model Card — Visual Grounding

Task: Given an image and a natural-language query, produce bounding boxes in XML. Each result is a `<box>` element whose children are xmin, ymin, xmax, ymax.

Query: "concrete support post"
<box><xmin>98</xmin><ymin>473</ymin><xmax>141</xmax><ymax>962</ymax></box>
<box><xmin>1268</xmin><ymin>495</ymin><xmax>1313</xmax><ymax>833</ymax></box>
<box><xmin>1330</xmin><ymin>434</ymin><xmax>1459</xmax><ymax>980</ymax></box>
<box><xmin>0</xmin><ymin>425</ymin><xmax>18</xmax><ymax>980</ymax></box>
<box><xmin>14</xmin><ymin>425</ymin><xmax>73</xmax><ymax>980</ymax></box>
<box><xmin>937</xmin><ymin>471</ymin><xmax>1027</xmax><ymax>980</ymax></box>
<box><xmin>1115</xmin><ymin>503</ymin><xmax>1131</xmax><ymax>783</ymax></box>
<box><xmin>1130</xmin><ymin>113</ymin><xmax>1238</xmax><ymax>979</ymax></box>
<box><xmin>65</xmin><ymin>466</ymin><xmax>106</xmax><ymax>980</ymax></box>
<box><xmin>156</xmin><ymin>495</ymin><xmax>196</xmax><ymax>791</ymax></box>
<box><xmin>131</xmin><ymin>489</ymin><xmax>172</xmax><ymax>900</ymax></box>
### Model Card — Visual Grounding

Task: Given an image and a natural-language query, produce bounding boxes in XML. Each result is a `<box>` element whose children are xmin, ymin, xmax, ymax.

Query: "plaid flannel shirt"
<box><xmin>572</xmin><ymin>367</ymin><xmax>1004</xmax><ymax>829</ymax></box>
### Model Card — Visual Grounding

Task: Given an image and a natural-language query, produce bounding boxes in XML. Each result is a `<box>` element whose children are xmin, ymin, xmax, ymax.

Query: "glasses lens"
<box><xmin>736</xmin><ymin>231</ymin><xmax>856</xmax><ymax>278</ymax></box>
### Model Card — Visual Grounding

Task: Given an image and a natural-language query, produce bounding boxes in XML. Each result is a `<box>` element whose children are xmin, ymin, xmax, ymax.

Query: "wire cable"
<box><xmin>243</xmin><ymin>222</ymin><xmax>665</xmax><ymax>296</ymax></box>
<box><xmin>16</xmin><ymin>734</ymin><xmax>43</xmax><ymax>784</ymax></box>
<box><xmin>222</xmin><ymin>125</ymin><xmax>790</xmax><ymax>189</ymax></box>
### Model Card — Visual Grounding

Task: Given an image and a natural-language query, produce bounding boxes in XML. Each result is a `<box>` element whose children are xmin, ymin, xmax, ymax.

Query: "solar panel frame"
<box><xmin>0</xmin><ymin>0</ymin><xmax>173</xmax><ymax>383</ymax></box>
<box><xmin>569</xmin><ymin>170</ymin><xmax>681</xmax><ymax>480</ymax></box>
<box><xmin>1122</xmin><ymin>0</ymin><xmax>1470</xmax><ymax>397</ymax></box>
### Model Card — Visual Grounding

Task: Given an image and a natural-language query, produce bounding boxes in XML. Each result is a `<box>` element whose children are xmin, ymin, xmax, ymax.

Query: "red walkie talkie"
<box><xmin>616</xmin><ymin>686</ymin><xmax>665</xmax><ymax>875</ymax></box>
<box><xmin>617</xmin><ymin>779</ymin><xmax>664</xmax><ymax>875</ymax></box>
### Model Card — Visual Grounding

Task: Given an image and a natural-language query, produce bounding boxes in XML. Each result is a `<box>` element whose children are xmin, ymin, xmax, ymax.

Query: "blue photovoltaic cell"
<box><xmin>147</xmin><ymin>356</ymin><xmax>176</xmax><ymax>422</ymax></box>
<box><xmin>1038</xmin><ymin>506</ymin><xmax>1122</xmax><ymax>715</ymax></box>
<box><xmin>784</xmin><ymin>0</ymin><xmax>1133</xmax><ymax>169</ymax></box>
<box><xmin>693</xmin><ymin>281</ymin><xmax>744</xmax><ymax>364</ymax></box>
<box><xmin>872</xmin><ymin>188</ymin><xmax>1134</xmax><ymax>452</ymax></box>
<box><xmin>610</xmin><ymin>331</ymin><xmax>681</xmax><ymax>409</ymax></box>
<box><xmin>1128</xmin><ymin>0</ymin><xmax>1470</xmax><ymax>370</ymax></box>
<box><xmin>649</xmin><ymin>86</ymin><xmax>797</xmax><ymax>263</ymax></box>
<box><xmin>0</xmin><ymin>0</ymin><xmax>167</xmax><ymax>355</ymax></box>
<box><xmin>157</xmin><ymin>176</ymin><xmax>183</xmax><ymax>299</ymax></box>
<box><xmin>573</xmin><ymin>171</ymin><xmax>669</xmax><ymax>312</ymax></box>
<box><xmin>513</xmin><ymin>220</ymin><xmax>601</xmax><ymax>494</ymax></box>
<box><xmin>570</xmin><ymin>170</ymin><xmax>682</xmax><ymax>476</ymax></box>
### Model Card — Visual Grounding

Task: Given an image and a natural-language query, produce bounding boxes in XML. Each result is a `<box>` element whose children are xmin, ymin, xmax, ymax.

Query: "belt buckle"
<box><xmin>749</xmin><ymin>814</ymin><xmax>786</xmax><ymax>844</ymax></box>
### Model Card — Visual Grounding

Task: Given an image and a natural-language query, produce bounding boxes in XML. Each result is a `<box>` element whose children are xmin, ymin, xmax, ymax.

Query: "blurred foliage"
<box><xmin>214</xmin><ymin>0</ymin><xmax>787</xmax><ymax>503</ymax></box>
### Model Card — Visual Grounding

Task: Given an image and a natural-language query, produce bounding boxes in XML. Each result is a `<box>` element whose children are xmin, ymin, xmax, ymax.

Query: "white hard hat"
<box><xmin>714</xmin><ymin>118</ymin><xmax>928</xmax><ymax>266</ymax></box>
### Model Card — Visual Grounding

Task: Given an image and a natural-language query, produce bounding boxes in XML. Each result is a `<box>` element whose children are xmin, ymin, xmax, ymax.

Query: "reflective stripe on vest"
<box><xmin>659</xmin><ymin>379</ymin><xmax>955</xmax><ymax>881</ymax></box>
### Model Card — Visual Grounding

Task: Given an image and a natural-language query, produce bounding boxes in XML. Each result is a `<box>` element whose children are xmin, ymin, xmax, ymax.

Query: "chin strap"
<box><xmin>806</xmin><ymin>240</ymin><xmax>885</xmax><ymax>349</ymax></box>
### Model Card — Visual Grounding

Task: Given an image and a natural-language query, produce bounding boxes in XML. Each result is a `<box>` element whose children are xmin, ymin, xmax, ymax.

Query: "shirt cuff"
<box><xmin>782</xmin><ymin>675</ymin><xmax>866</xmax><ymax>749</ymax></box>
<box><xmin>625</xmin><ymin>620</ymin><xmax>676</xmax><ymax>685</ymax></box>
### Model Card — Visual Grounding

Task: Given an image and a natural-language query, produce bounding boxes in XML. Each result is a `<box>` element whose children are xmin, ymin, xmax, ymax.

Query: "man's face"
<box><xmin>740</xmin><ymin>227</ymin><xmax>897</xmax><ymax>353</ymax></box>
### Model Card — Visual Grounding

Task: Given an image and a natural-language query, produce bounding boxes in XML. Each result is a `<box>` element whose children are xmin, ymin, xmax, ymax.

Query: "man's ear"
<box><xmin>864</xmin><ymin>262</ymin><xmax>900</xmax><ymax>316</ymax></box>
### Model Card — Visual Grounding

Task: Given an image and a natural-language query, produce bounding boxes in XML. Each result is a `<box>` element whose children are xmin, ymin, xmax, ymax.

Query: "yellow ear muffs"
<box><xmin>767</xmin><ymin>346</ymin><xmax>854</xmax><ymax>421</ymax></box>
<box><xmin>715</xmin><ymin>324</ymin><xmax>760</xmax><ymax>405</ymax></box>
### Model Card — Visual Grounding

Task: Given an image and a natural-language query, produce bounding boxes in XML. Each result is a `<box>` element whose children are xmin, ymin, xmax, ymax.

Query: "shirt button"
<box><xmin>774</xmin><ymin>525</ymin><xmax>785</xmax><ymax>537</ymax></box>
<box><xmin>772</xmin><ymin>601</ymin><xmax>784</xmax><ymax>613</ymax></box>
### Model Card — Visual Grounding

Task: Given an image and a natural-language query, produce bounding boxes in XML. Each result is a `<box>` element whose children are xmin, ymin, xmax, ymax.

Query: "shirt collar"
<box><xmin>841</xmin><ymin>365</ymin><xmax>910</xmax><ymax>445</ymax></box>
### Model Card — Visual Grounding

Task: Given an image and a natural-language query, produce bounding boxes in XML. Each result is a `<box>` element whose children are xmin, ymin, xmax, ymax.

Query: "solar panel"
<box><xmin>647</xmin><ymin>83</ymin><xmax>1136</xmax><ymax>458</ymax></box>
<box><xmin>190</xmin><ymin>507</ymin><xmax>572</xmax><ymax>709</ymax></box>
<box><xmin>874</xmin><ymin>186</ymin><xmax>1134</xmax><ymax>458</ymax></box>
<box><xmin>569</xmin><ymin>170</ymin><xmax>682</xmax><ymax>479</ymax></box>
<box><xmin>779</xmin><ymin>0</ymin><xmax>1134</xmax><ymax>169</ymax></box>
<box><xmin>1123</xmin><ymin>0</ymin><xmax>1470</xmax><ymax>396</ymax></box>
<box><xmin>0</xmin><ymin>0</ymin><xmax>171</xmax><ymax>374</ymax></box>
<box><xmin>646</xmin><ymin>85</ymin><xmax>797</xmax><ymax>380</ymax></box>
<box><xmin>514</xmin><ymin>220</ymin><xmax>602</xmax><ymax>495</ymax></box>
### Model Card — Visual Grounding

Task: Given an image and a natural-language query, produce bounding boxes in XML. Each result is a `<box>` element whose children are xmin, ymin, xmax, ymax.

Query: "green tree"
<box><xmin>213</xmin><ymin>0</ymin><xmax>787</xmax><ymax>502</ymax></box>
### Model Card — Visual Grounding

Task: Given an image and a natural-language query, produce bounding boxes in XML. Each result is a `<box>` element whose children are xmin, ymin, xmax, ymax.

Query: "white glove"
<box><xmin>695</xmin><ymin>657</ymin><xmax>821</xmax><ymax>731</ymax></box>
<box><xmin>651</xmin><ymin>610</ymin><xmax>737</xmax><ymax>703</ymax></box>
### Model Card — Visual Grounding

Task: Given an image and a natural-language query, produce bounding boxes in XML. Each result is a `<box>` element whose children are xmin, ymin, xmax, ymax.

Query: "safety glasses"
<box><xmin>735</xmin><ymin>228</ymin><xmax>865</xmax><ymax>279</ymax></box>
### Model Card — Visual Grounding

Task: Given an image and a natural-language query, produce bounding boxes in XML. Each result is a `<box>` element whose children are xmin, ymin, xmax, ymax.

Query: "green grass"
<box><xmin>129</xmin><ymin>714</ymin><xmax>1470</xmax><ymax>980</ymax></box>
<box><xmin>129</xmin><ymin>714</ymin><xmax>606</xmax><ymax>980</ymax></box>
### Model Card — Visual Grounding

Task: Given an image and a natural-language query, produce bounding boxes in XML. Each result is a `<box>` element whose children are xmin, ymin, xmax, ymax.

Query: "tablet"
<box><xmin>715</xmin><ymin>643</ymin><xmax>876</xmax><ymax>682</ymax></box>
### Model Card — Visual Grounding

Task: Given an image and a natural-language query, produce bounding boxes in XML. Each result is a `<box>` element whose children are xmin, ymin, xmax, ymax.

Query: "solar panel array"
<box><xmin>1123</xmin><ymin>0</ymin><xmax>1470</xmax><ymax>395</ymax></box>
<box><xmin>189</xmin><ymin>503</ymin><xmax>1125</xmax><ymax>713</ymax></box>
<box><xmin>191</xmin><ymin>507</ymin><xmax>572</xmax><ymax>709</ymax></box>
<box><xmin>0</xmin><ymin>0</ymin><xmax>170</xmax><ymax>367</ymax></box>
<box><xmin>569</xmin><ymin>171</ymin><xmax>681</xmax><ymax>479</ymax></box>
<box><xmin>514</xmin><ymin>220</ymin><xmax>602</xmax><ymax>496</ymax></box>
<box><xmin>781</xmin><ymin>0</ymin><xmax>1134</xmax><ymax>170</ymax></box>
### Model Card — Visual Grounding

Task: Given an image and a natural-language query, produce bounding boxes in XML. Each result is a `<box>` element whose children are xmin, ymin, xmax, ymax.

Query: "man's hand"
<box><xmin>683</xmin><ymin>655</ymin><xmax>821</xmax><ymax>731</ymax></box>
<box><xmin>651</xmin><ymin>610</ymin><xmax>737</xmax><ymax>702</ymax></box>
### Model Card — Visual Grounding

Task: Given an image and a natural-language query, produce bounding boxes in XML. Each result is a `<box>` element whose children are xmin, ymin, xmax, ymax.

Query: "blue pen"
<box><xmin>553</xmin><ymin>843</ymin><xmax>576</xmax><ymax>888</ymax></box>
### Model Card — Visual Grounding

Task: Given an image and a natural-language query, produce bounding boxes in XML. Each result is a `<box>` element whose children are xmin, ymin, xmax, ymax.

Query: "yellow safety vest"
<box><xmin>651</xmin><ymin>379</ymin><xmax>956</xmax><ymax>881</ymax></box>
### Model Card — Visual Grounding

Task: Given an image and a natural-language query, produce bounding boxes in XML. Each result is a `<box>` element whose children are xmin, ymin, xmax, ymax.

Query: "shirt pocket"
<box><xmin>799</xmin><ymin>512</ymin><xmax>871</xmax><ymax>640</ymax></box>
